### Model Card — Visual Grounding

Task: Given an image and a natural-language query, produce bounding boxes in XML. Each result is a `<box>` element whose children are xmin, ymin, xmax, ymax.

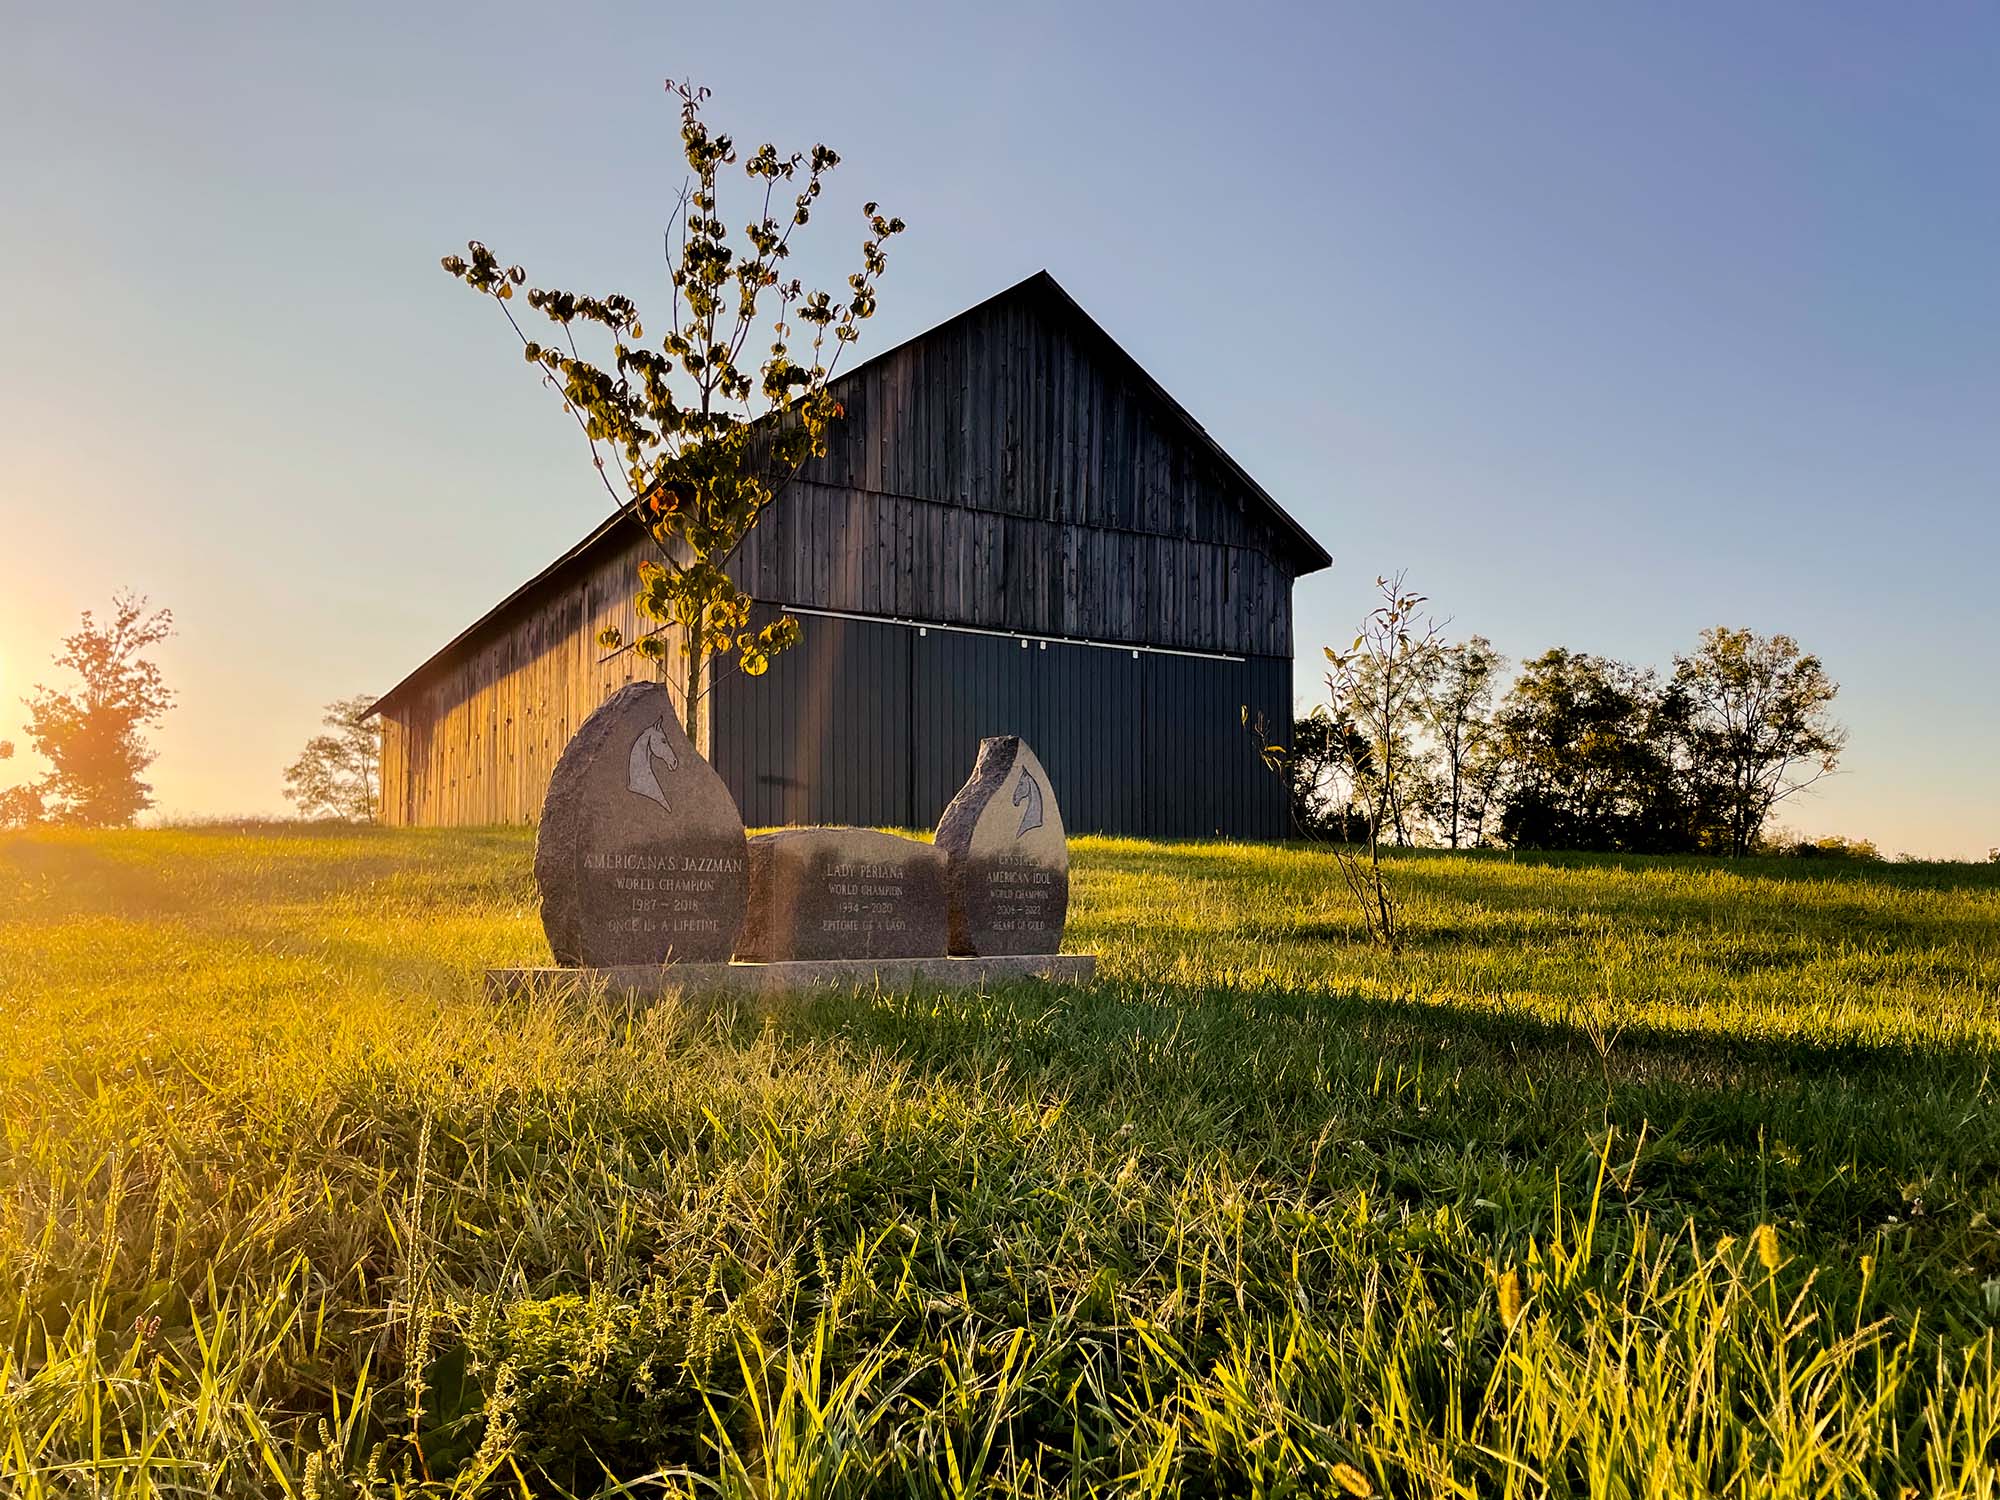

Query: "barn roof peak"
<box><xmin>849</xmin><ymin>269</ymin><xmax>1331</xmax><ymax>575</ymax></box>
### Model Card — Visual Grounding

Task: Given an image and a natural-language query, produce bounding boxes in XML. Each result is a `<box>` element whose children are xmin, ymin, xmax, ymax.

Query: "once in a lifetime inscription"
<box><xmin>534</xmin><ymin>683</ymin><xmax>748</xmax><ymax>965</ymax></box>
<box><xmin>587</xmin><ymin>849</ymin><xmax>747</xmax><ymax>939</ymax></box>
<box><xmin>934</xmin><ymin>737</ymin><xmax>1070</xmax><ymax>957</ymax></box>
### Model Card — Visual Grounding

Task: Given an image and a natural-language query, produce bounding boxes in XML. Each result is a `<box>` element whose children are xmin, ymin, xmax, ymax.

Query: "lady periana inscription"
<box><xmin>821</xmin><ymin>858</ymin><xmax>910</xmax><ymax>937</ymax></box>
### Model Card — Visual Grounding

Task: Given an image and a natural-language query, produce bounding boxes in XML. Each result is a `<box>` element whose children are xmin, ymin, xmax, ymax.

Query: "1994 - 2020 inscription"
<box><xmin>737</xmin><ymin>829</ymin><xmax>949</xmax><ymax>961</ymax></box>
<box><xmin>822</xmin><ymin>859</ymin><xmax>909</xmax><ymax>937</ymax></box>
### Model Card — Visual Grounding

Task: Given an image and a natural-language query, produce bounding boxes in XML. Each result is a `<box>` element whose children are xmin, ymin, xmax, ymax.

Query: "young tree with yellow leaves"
<box><xmin>442</xmin><ymin>80</ymin><xmax>904</xmax><ymax>747</ymax></box>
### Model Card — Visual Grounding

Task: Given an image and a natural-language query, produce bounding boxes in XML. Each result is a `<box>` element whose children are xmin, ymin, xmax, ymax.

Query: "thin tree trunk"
<box><xmin>1448</xmin><ymin>748</ymin><xmax>1462</xmax><ymax>850</ymax></box>
<box><xmin>683</xmin><ymin>643</ymin><xmax>704</xmax><ymax>754</ymax></box>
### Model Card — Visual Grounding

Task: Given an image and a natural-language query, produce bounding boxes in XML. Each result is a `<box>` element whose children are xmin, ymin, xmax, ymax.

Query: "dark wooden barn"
<box><xmin>370</xmin><ymin>271</ymin><xmax>1331</xmax><ymax>837</ymax></box>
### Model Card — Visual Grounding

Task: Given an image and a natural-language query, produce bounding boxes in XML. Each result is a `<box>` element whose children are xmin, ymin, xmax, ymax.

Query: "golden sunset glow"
<box><xmin>3</xmin><ymin>6</ymin><xmax>1999</xmax><ymax>1491</ymax></box>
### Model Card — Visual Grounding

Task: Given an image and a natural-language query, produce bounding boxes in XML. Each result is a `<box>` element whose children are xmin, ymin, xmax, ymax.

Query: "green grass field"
<box><xmin>4</xmin><ymin>826</ymin><xmax>1999</xmax><ymax>1496</ymax></box>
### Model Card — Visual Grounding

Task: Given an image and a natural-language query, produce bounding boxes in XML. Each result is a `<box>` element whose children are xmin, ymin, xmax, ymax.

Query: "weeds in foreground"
<box><xmin>2</xmin><ymin>826</ymin><xmax>1998</xmax><ymax>1493</ymax></box>
<box><xmin>10</xmin><ymin>1143</ymin><xmax>1999</xmax><ymax>1496</ymax></box>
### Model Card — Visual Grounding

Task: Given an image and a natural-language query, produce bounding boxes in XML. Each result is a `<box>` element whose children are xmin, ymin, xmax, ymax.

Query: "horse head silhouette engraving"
<box><xmin>1012</xmin><ymin>769</ymin><xmax>1044</xmax><ymax>837</ymax></box>
<box><xmin>626</xmin><ymin>721</ymin><xmax>681</xmax><ymax>812</ymax></box>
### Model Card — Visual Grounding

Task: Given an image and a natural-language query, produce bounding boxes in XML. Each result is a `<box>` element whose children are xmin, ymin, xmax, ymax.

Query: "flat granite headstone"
<box><xmin>736</xmin><ymin>828</ymin><xmax>948</xmax><ymax>962</ymax></box>
<box><xmin>934</xmin><ymin>736</ymin><xmax>1070</xmax><ymax>956</ymax></box>
<box><xmin>534</xmin><ymin>682</ymin><xmax>748</xmax><ymax>966</ymax></box>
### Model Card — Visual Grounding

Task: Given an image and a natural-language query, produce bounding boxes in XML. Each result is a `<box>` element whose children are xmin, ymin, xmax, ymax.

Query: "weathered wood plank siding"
<box><xmin>374</xmin><ymin>273</ymin><xmax>1322</xmax><ymax>832</ymax></box>
<box><xmin>723</xmin><ymin>283</ymin><xmax>1298</xmax><ymax>657</ymax></box>
<box><xmin>377</xmin><ymin>538</ymin><xmax>697</xmax><ymax>828</ymax></box>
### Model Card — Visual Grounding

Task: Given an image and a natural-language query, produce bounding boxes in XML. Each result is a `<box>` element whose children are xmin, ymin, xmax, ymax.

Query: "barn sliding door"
<box><xmin>712</xmin><ymin>611</ymin><xmax>1290</xmax><ymax>837</ymax></box>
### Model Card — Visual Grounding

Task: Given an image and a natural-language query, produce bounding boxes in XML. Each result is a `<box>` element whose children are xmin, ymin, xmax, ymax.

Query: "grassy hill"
<box><xmin>3</xmin><ymin>826</ymin><xmax>1998</xmax><ymax>1495</ymax></box>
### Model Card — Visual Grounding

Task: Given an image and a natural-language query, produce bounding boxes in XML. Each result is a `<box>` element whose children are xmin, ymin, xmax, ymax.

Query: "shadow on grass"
<box><xmin>488</xmin><ymin>970</ymin><xmax>1989</xmax><ymax>1290</ymax></box>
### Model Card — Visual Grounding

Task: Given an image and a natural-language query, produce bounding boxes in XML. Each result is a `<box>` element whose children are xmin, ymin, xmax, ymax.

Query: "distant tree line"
<box><xmin>0</xmin><ymin>592</ymin><xmax>175</xmax><ymax>829</ymax></box>
<box><xmin>283</xmin><ymin>695</ymin><xmax>382</xmax><ymax>822</ymax></box>
<box><xmin>1281</xmin><ymin>580</ymin><xmax>1847</xmax><ymax>859</ymax></box>
<box><xmin>0</xmin><ymin>594</ymin><xmax>384</xmax><ymax>831</ymax></box>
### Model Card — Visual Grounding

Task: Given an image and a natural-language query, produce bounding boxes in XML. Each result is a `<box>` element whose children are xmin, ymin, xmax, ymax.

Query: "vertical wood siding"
<box><xmin>377</xmin><ymin>538</ymin><xmax>698</xmax><ymax>828</ymax></box>
<box><xmin>723</xmin><ymin>279</ymin><xmax>1301</xmax><ymax>658</ymax></box>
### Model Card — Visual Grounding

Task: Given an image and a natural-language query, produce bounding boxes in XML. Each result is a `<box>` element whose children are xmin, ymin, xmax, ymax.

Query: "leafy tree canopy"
<box><xmin>17</xmin><ymin>592</ymin><xmax>174</xmax><ymax>827</ymax></box>
<box><xmin>1672</xmin><ymin>627</ymin><xmax>1844</xmax><ymax>858</ymax></box>
<box><xmin>1492</xmin><ymin>648</ymin><xmax>1680</xmax><ymax>853</ymax></box>
<box><xmin>284</xmin><ymin>695</ymin><xmax>382</xmax><ymax>822</ymax></box>
<box><xmin>1285</xmin><ymin>710</ymin><xmax>1374</xmax><ymax>842</ymax></box>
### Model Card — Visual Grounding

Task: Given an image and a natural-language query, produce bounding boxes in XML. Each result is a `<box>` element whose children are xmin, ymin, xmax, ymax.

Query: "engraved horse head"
<box><xmin>1012</xmin><ymin>769</ymin><xmax>1044</xmax><ymax>837</ymax></box>
<box><xmin>627</xmin><ymin>722</ymin><xmax>681</xmax><ymax>812</ymax></box>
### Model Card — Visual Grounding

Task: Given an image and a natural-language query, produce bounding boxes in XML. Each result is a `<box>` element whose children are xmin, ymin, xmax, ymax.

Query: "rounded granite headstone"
<box><xmin>933</xmin><ymin>736</ymin><xmax>1069</xmax><ymax>956</ymax></box>
<box><xmin>533</xmin><ymin>682</ymin><xmax>748</xmax><ymax>966</ymax></box>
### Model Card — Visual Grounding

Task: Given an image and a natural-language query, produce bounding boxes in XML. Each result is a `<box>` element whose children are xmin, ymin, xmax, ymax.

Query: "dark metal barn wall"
<box><xmin>711</xmin><ymin>613</ymin><xmax>1292</xmax><ymax>838</ymax></box>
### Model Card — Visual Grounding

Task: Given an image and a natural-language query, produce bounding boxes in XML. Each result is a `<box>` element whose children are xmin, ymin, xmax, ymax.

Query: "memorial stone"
<box><xmin>933</xmin><ymin>736</ymin><xmax>1070</xmax><ymax>956</ymax></box>
<box><xmin>533</xmin><ymin>682</ymin><xmax>748</xmax><ymax>965</ymax></box>
<box><xmin>736</xmin><ymin>828</ymin><xmax>949</xmax><ymax>961</ymax></box>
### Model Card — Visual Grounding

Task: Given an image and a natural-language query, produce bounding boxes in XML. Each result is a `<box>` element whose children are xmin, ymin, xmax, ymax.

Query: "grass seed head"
<box><xmin>1497</xmin><ymin>1267</ymin><xmax>1525</xmax><ymax>1330</ymax></box>
<box><xmin>1331</xmin><ymin>1460</ymin><xmax>1375</xmax><ymax>1497</ymax></box>
<box><xmin>1754</xmin><ymin>1223</ymin><xmax>1782</xmax><ymax>1272</ymax></box>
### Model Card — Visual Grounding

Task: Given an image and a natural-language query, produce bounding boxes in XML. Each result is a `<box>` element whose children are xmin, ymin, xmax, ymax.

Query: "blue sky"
<box><xmin>2</xmin><ymin>2</ymin><xmax>1995</xmax><ymax>855</ymax></box>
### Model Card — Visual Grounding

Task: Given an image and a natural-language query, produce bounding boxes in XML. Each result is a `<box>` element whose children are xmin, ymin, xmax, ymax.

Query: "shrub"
<box><xmin>1780</xmin><ymin>834</ymin><xmax>1883</xmax><ymax>861</ymax></box>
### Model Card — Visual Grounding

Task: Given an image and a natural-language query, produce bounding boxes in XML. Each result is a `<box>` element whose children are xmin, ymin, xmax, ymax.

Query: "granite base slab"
<box><xmin>486</xmin><ymin>952</ymin><xmax>1097</xmax><ymax>1001</ymax></box>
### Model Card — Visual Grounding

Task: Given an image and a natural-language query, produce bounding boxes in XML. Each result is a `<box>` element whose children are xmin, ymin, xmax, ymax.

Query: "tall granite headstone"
<box><xmin>736</xmin><ymin>828</ymin><xmax>949</xmax><ymax>962</ymax></box>
<box><xmin>534</xmin><ymin>682</ymin><xmax>748</xmax><ymax>966</ymax></box>
<box><xmin>933</xmin><ymin>736</ymin><xmax>1070</xmax><ymax>956</ymax></box>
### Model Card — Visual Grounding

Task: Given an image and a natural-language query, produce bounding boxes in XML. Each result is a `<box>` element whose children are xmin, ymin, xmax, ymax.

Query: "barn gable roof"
<box><xmin>930</xmin><ymin>271</ymin><xmax>1330</xmax><ymax>573</ymax></box>
<box><xmin>370</xmin><ymin>270</ymin><xmax>1327</xmax><ymax>717</ymax></box>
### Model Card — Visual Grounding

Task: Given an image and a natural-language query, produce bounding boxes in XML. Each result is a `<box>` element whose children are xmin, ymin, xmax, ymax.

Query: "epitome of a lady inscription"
<box><xmin>933</xmin><ymin>736</ymin><xmax>1070</xmax><ymax>956</ymax></box>
<box><xmin>533</xmin><ymin>682</ymin><xmax>748</xmax><ymax>965</ymax></box>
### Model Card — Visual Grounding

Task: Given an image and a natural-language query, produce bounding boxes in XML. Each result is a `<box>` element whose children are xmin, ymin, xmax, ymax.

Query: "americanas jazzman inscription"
<box><xmin>736</xmin><ymin>828</ymin><xmax>949</xmax><ymax>962</ymax></box>
<box><xmin>534</xmin><ymin>682</ymin><xmax>748</xmax><ymax>965</ymax></box>
<box><xmin>934</xmin><ymin>736</ymin><xmax>1070</xmax><ymax>956</ymax></box>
